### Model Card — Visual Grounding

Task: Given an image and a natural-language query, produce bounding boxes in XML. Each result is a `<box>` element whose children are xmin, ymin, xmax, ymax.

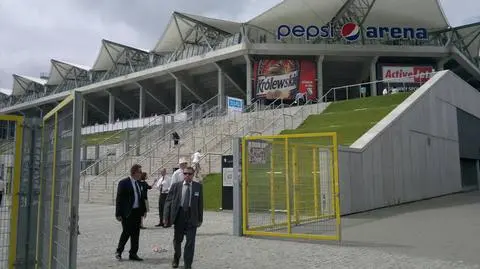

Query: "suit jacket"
<box><xmin>164</xmin><ymin>181</ymin><xmax>203</xmax><ymax>227</ymax></box>
<box><xmin>115</xmin><ymin>177</ymin><xmax>147</xmax><ymax>218</ymax></box>
<box><xmin>138</xmin><ymin>180</ymin><xmax>152</xmax><ymax>200</ymax></box>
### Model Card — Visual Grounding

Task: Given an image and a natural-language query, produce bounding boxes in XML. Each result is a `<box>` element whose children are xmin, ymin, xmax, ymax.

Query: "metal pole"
<box><xmin>69</xmin><ymin>90</ymin><xmax>83</xmax><ymax>269</ymax></box>
<box><xmin>232</xmin><ymin>137</ymin><xmax>242</xmax><ymax>236</ymax></box>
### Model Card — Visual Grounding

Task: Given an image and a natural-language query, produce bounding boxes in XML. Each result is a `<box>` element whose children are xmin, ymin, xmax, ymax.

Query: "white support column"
<box><xmin>139</xmin><ymin>86</ymin><xmax>146</xmax><ymax>119</ymax></box>
<box><xmin>82</xmin><ymin>99</ymin><xmax>88</xmax><ymax>125</ymax></box>
<box><xmin>317</xmin><ymin>56</ymin><xmax>325</xmax><ymax>101</ymax></box>
<box><xmin>370</xmin><ymin>56</ymin><xmax>379</xmax><ymax>96</ymax></box>
<box><xmin>108</xmin><ymin>93</ymin><xmax>115</xmax><ymax>123</ymax></box>
<box><xmin>437</xmin><ymin>58</ymin><xmax>449</xmax><ymax>71</ymax></box>
<box><xmin>218</xmin><ymin>68</ymin><xmax>225</xmax><ymax>110</ymax></box>
<box><xmin>244</xmin><ymin>55</ymin><xmax>253</xmax><ymax>105</ymax></box>
<box><xmin>175</xmin><ymin>79</ymin><xmax>182</xmax><ymax>113</ymax></box>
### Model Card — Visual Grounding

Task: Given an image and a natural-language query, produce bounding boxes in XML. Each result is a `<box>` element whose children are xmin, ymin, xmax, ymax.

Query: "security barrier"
<box><xmin>0</xmin><ymin>116</ymin><xmax>23</xmax><ymax>269</ymax></box>
<box><xmin>36</xmin><ymin>92</ymin><xmax>82</xmax><ymax>269</ymax></box>
<box><xmin>242</xmin><ymin>133</ymin><xmax>341</xmax><ymax>241</ymax></box>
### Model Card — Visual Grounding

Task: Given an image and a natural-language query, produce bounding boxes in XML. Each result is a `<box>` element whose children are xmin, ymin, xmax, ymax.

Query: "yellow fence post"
<box><xmin>312</xmin><ymin>147</ymin><xmax>319</xmax><ymax>218</ymax></box>
<box><xmin>270</xmin><ymin>142</ymin><xmax>275</xmax><ymax>225</ymax></box>
<box><xmin>292</xmin><ymin>145</ymin><xmax>299</xmax><ymax>225</ymax></box>
<box><xmin>332</xmin><ymin>133</ymin><xmax>342</xmax><ymax>241</ymax></box>
<box><xmin>7</xmin><ymin>116</ymin><xmax>24</xmax><ymax>269</ymax></box>
<box><xmin>48</xmin><ymin>112</ymin><xmax>58</xmax><ymax>269</ymax></box>
<box><xmin>284</xmin><ymin>138</ymin><xmax>291</xmax><ymax>234</ymax></box>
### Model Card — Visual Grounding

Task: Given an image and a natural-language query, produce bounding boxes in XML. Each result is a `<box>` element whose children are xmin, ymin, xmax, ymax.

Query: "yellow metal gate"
<box><xmin>242</xmin><ymin>133</ymin><xmax>341</xmax><ymax>241</ymax></box>
<box><xmin>36</xmin><ymin>92</ymin><xmax>82</xmax><ymax>269</ymax></box>
<box><xmin>0</xmin><ymin>115</ymin><xmax>23</xmax><ymax>268</ymax></box>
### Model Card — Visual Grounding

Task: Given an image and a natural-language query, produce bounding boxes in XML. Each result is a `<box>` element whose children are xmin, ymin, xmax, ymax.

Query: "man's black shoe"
<box><xmin>171</xmin><ymin>260</ymin><xmax>179</xmax><ymax>268</ymax></box>
<box><xmin>129</xmin><ymin>255</ymin><xmax>143</xmax><ymax>261</ymax></box>
<box><xmin>115</xmin><ymin>252</ymin><xmax>122</xmax><ymax>261</ymax></box>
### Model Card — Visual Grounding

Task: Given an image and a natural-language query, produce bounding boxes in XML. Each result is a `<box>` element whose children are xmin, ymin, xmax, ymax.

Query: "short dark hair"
<box><xmin>130</xmin><ymin>164</ymin><xmax>142</xmax><ymax>176</ymax></box>
<box><xmin>141</xmin><ymin>172</ymin><xmax>147</xmax><ymax>180</ymax></box>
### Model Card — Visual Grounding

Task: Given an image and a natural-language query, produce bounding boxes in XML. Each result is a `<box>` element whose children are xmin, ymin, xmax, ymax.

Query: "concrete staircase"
<box><xmin>81</xmin><ymin>101</ymin><xmax>330</xmax><ymax>205</ymax></box>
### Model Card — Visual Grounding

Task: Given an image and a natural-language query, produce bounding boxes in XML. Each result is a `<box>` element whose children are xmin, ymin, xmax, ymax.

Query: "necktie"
<box><xmin>135</xmin><ymin>181</ymin><xmax>141</xmax><ymax>200</ymax></box>
<box><xmin>183</xmin><ymin>183</ymin><xmax>190</xmax><ymax>211</ymax></box>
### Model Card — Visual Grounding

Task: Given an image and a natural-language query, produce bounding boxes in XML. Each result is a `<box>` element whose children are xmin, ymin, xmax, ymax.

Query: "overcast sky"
<box><xmin>0</xmin><ymin>0</ymin><xmax>479</xmax><ymax>90</ymax></box>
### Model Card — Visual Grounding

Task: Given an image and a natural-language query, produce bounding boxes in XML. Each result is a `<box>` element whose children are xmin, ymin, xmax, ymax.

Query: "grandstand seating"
<box><xmin>81</xmin><ymin>100</ymin><xmax>329</xmax><ymax>204</ymax></box>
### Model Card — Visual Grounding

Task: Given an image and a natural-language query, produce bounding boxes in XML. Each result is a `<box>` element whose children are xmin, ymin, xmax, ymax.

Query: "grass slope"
<box><xmin>82</xmin><ymin>130</ymin><xmax>125</xmax><ymax>146</ymax></box>
<box><xmin>202</xmin><ymin>173</ymin><xmax>222</xmax><ymax>211</ymax></box>
<box><xmin>241</xmin><ymin>94</ymin><xmax>413</xmax><ymax>225</ymax></box>
<box><xmin>281</xmin><ymin>93</ymin><xmax>412</xmax><ymax>145</ymax></box>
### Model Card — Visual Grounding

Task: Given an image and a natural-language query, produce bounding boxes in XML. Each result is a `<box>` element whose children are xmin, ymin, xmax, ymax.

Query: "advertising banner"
<box><xmin>227</xmin><ymin>96</ymin><xmax>244</xmax><ymax>112</ymax></box>
<box><xmin>254</xmin><ymin>59</ymin><xmax>317</xmax><ymax>101</ymax></box>
<box><xmin>381</xmin><ymin>66</ymin><xmax>434</xmax><ymax>83</ymax></box>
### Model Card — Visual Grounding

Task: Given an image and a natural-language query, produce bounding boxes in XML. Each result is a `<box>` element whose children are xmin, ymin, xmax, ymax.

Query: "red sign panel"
<box><xmin>253</xmin><ymin>59</ymin><xmax>317</xmax><ymax>101</ymax></box>
<box><xmin>382</xmin><ymin>66</ymin><xmax>434</xmax><ymax>83</ymax></box>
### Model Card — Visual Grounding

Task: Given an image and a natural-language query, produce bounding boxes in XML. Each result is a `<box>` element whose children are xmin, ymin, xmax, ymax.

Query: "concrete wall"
<box><xmin>339</xmin><ymin>70</ymin><xmax>480</xmax><ymax>215</ymax></box>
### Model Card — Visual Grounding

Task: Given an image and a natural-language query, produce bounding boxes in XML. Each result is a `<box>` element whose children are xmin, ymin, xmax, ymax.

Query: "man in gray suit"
<box><xmin>163</xmin><ymin>166</ymin><xmax>203</xmax><ymax>269</ymax></box>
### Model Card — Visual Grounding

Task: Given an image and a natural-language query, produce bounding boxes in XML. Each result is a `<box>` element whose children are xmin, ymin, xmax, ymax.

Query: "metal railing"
<box><xmin>80</xmin><ymin>103</ymin><xmax>194</xmax><ymax>184</ymax></box>
<box><xmin>322</xmin><ymin>71</ymin><xmax>438</xmax><ymax>102</ymax></box>
<box><xmin>84</xmin><ymin>95</ymin><xmax>227</xmax><ymax>197</ymax></box>
<box><xmin>100</xmin><ymin>97</ymin><xmax>268</xmax><ymax>199</ymax></box>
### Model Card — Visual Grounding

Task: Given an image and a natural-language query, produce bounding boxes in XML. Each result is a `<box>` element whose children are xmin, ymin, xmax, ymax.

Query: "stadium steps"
<box><xmin>82</xmin><ymin>110</ymin><xmax>232</xmax><ymax>204</ymax></box>
<box><xmin>82</xmin><ymin>103</ymin><xmax>330</xmax><ymax>205</ymax></box>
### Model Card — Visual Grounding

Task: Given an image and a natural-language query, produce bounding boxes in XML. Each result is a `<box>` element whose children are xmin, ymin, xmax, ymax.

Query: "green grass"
<box><xmin>281</xmin><ymin>92</ymin><xmax>412</xmax><ymax>145</ymax></box>
<box><xmin>241</xmin><ymin>93</ymin><xmax>413</xmax><ymax>222</ymax></box>
<box><xmin>82</xmin><ymin>130</ymin><xmax>125</xmax><ymax>146</ymax></box>
<box><xmin>202</xmin><ymin>173</ymin><xmax>222</xmax><ymax>211</ymax></box>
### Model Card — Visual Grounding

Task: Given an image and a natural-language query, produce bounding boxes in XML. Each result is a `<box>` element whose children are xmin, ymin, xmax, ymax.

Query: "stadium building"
<box><xmin>1</xmin><ymin>0</ymin><xmax>480</xmax><ymax>213</ymax></box>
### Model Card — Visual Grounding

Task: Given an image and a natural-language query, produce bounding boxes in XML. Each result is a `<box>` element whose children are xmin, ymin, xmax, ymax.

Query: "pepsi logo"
<box><xmin>341</xmin><ymin>23</ymin><xmax>360</xmax><ymax>42</ymax></box>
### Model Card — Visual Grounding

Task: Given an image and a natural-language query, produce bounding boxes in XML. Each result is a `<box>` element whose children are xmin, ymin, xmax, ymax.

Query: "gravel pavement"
<box><xmin>77</xmin><ymin>192</ymin><xmax>480</xmax><ymax>269</ymax></box>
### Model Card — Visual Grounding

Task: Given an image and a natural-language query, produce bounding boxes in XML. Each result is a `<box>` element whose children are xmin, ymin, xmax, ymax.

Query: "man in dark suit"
<box><xmin>164</xmin><ymin>166</ymin><xmax>203</xmax><ymax>269</ymax></box>
<box><xmin>115</xmin><ymin>164</ymin><xmax>146</xmax><ymax>261</ymax></box>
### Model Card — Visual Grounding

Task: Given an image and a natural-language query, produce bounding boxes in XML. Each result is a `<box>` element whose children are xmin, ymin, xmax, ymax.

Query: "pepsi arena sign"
<box><xmin>277</xmin><ymin>22</ymin><xmax>428</xmax><ymax>42</ymax></box>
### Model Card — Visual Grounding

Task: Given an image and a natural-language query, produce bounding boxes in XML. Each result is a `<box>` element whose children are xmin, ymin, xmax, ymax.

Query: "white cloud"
<box><xmin>0</xmin><ymin>0</ymin><xmax>478</xmax><ymax>89</ymax></box>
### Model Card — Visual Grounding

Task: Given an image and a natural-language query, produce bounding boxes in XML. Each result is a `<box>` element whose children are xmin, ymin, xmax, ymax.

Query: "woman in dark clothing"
<box><xmin>139</xmin><ymin>172</ymin><xmax>152</xmax><ymax>229</ymax></box>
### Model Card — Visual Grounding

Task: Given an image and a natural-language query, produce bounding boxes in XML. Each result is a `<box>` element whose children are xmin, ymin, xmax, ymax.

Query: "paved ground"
<box><xmin>78</xmin><ymin>191</ymin><xmax>480</xmax><ymax>269</ymax></box>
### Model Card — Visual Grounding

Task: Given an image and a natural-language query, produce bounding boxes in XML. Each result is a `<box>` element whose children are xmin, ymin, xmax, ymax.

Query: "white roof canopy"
<box><xmin>0</xmin><ymin>88</ymin><xmax>12</xmax><ymax>96</ymax></box>
<box><xmin>363</xmin><ymin>0</ymin><xmax>449</xmax><ymax>30</ymax></box>
<box><xmin>247</xmin><ymin>0</ymin><xmax>346</xmax><ymax>32</ymax></box>
<box><xmin>47</xmin><ymin>59</ymin><xmax>90</xmax><ymax>86</ymax></box>
<box><xmin>152</xmin><ymin>12</ymin><xmax>241</xmax><ymax>54</ymax></box>
<box><xmin>91</xmin><ymin>39</ymin><xmax>149</xmax><ymax>71</ymax></box>
<box><xmin>12</xmin><ymin>75</ymin><xmax>47</xmax><ymax>96</ymax></box>
<box><xmin>247</xmin><ymin>0</ymin><xmax>449</xmax><ymax>32</ymax></box>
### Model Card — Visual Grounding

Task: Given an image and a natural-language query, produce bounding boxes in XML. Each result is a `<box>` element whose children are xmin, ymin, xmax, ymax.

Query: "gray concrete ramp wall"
<box><xmin>339</xmin><ymin>70</ymin><xmax>480</xmax><ymax>215</ymax></box>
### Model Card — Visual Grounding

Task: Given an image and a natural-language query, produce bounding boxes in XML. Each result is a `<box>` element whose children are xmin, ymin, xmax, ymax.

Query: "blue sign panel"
<box><xmin>227</xmin><ymin>96</ymin><xmax>244</xmax><ymax>112</ymax></box>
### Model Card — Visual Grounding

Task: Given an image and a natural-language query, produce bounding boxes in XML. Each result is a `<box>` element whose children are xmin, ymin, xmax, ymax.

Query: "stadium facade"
<box><xmin>0</xmin><ymin>0</ymin><xmax>479</xmax><ymax>126</ymax></box>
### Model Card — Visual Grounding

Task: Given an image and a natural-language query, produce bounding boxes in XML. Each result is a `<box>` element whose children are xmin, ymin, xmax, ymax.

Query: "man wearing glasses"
<box><xmin>115</xmin><ymin>164</ymin><xmax>146</xmax><ymax>261</ymax></box>
<box><xmin>163</xmin><ymin>166</ymin><xmax>203</xmax><ymax>269</ymax></box>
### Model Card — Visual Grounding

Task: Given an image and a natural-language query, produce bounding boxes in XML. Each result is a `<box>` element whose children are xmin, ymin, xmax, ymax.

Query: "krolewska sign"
<box><xmin>277</xmin><ymin>22</ymin><xmax>428</xmax><ymax>42</ymax></box>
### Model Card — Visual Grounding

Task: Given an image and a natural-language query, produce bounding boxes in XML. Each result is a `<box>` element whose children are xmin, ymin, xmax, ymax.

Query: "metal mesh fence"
<box><xmin>0</xmin><ymin>119</ymin><xmax>17</xmax><ymax>268</ymax></box>
<box><xmin>37</xmin><ymin>98</ymin><xmax>75</xmax><ymax>269</ymax></box>
<box><xmin>242</xmin><ymin>133</ymin><xmax>341</xmax><ymax>241</ymax></box>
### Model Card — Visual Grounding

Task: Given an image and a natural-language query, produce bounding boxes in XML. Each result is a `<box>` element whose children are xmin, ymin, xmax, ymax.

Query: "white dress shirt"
<box><xmin>171</xmin><ymin>168</ymin><xmax>184</xmax><ymax>184</ymax></box>
<box><xmin>155</xmin><ymin>175</ymin><xmax>172</xmax><ymax>194</ymax></box>
<box><xmin>191</xmin><ymin>152</ymin><xmax>201</xmax><ymax>164</ymax></box>
<box><xmin>130</xmin><ymin>176</ymin><xmax>140</xmax><ymax>208</ymax></box>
